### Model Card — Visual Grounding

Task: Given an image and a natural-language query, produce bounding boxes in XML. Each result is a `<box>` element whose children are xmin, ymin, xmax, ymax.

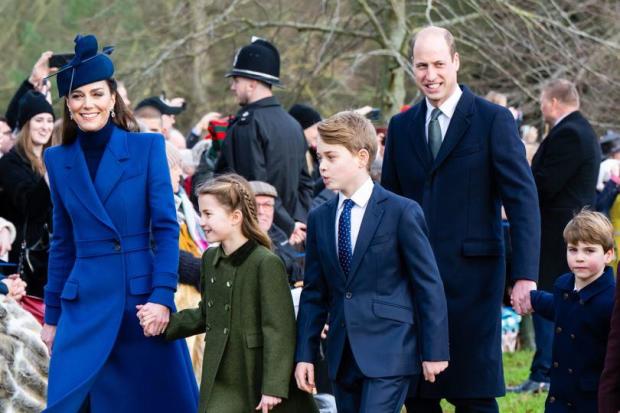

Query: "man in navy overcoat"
<box><xmin>381</xmin><ymin>26</ymin><xmax>541</xmax><ymax>412</ymax></box>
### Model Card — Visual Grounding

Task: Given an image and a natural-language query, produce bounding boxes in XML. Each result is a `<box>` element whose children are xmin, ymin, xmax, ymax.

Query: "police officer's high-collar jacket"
<box><xmin>215</xmin><ymin>96</ymin><xmax>313</xmax><ymax>235</ymax></box>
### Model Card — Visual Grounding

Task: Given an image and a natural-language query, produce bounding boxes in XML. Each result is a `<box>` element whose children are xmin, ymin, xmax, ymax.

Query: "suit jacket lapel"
<box><xmin>64</xmin><ymin>140</ymin><xmax>116</xmax><ymax>232</ymax></box>
<box><xmin>94</xmin><ymin>127</ymin><xmax>130</xmax><ymax>205</ymax></box>
<box><xmin>323</xmin><ymin>196</ymin><xmax>347</xmax><ymax>282</ymax></box>
<box><xmin>346</xmin><ymin>185</ymin><xmax>385</xmax><ymax>286</ymax></box>
<box><xmin>408</xmin><ymin>103</ymin><xmax>433</xmax><ymax>169</ymax></box>
<box><xmin>431</xmin><ymin>86</ymin><xmax>474</xmax><ymax>173</ymax></box>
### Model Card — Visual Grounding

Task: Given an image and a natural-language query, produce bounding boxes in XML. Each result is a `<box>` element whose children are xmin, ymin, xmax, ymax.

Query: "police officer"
<box><xmin>215</xmin><ymin>37</ymin><xmax>312</xmax><ymax>242</ymax></box>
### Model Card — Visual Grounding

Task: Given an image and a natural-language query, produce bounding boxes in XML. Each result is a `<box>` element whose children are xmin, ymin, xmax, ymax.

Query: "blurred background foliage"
<box><xmin>0</xmin><ymin>0</ymin><xmax>618</xmax><ymax>133</ymax></box>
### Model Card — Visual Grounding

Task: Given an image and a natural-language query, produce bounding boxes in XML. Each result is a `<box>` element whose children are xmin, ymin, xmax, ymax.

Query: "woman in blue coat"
<box><xmin>40</xmin><ymin>34</ymin><xmax>199</xmax><ymax>412</ymax></box>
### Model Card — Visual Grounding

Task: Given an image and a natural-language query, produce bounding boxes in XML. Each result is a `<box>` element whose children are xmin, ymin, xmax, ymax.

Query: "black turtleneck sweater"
<box><xmin>78</xmin><ymin>120</ymin><xmax>115</xmax><ymax>181</ymax></box>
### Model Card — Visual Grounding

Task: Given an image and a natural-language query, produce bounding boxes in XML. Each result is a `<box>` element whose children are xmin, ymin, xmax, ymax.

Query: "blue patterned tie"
<box><xmin>338</xmin><ymin>199</ymin><xmax>355</xmax><ymax>277</ymax></box>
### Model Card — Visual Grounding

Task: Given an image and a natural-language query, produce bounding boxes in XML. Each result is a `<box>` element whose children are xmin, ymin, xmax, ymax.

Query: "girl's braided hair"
<box><xmin>196</xmin><ymin>174</ymin><xmax>272</xmax><ymax>249</ymax></box>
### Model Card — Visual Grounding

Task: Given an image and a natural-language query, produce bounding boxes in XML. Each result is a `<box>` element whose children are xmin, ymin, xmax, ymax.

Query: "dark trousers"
<box><xmin>529</xmin><ymin>312</ymin><xmax>554</xmax><ymax>383</ymax></box>
<box><xmin>333</xmin><ymin>339</ymin><xmax>413</xmax><ymax>413</ymax></box>
<box><xmin>405</xmin><ymin>397</ymin><xmax>499</xmax><ymax>413</ymax></box>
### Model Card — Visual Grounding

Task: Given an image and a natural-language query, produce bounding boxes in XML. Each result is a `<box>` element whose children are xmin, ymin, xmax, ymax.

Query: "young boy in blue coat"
<box><xmin>528</xmin><ymin>210</ymin><xmax>616</xmax><ymax>412</ymax></box>
<box><xmin>294</xmin><ymin>111</ymin><xmax>450</xmax><ymax>413</ymax></box>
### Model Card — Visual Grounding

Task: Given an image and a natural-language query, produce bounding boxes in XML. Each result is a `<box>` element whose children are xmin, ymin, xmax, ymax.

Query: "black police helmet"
<box><xmin>225</xmin><ymin>37</ymin><xmax>281</xmax><ymax>86</ymax></box>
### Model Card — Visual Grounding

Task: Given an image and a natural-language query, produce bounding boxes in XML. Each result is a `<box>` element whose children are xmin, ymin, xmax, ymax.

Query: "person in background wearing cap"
<box><xmin>289</xmin><ymin>103</ymin><xmax>322</xmax><ymax>192</ymax></box>
<box><xmin>289</xmin><ymin>104</ymin><xmax>339</xmax><ymax>210</ymax></box>
<box><xmin>134</xmin><ymin>95</ymin><xmax>185</xmax><ymax>140</ymax></box>
<box><xmin>133</xmin><ymin>104</ymin><xmax>164</xmax><ymax>134</ymax></box>
<box><xmin>41</xmin><ymin>34</ymin><xmax>198</xmax><ymax>413</ymax></box>
<box><xmin>249</xmin><ymin>181</ymin><xmax>304</xmax><ymax>286</ymax></box>
<box><xmin>0</xmin><ymin>90</ymin><xmax>55</xmax><ymax>324</ymax></box>
<box><xmin>215</xmin><ymin>37</ymin><xmax>313</xmax><ymax>245</ymax></box>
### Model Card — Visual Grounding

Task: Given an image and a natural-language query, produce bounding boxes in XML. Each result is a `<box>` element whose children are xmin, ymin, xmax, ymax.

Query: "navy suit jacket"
<box><xmin>382</xmin><ymin>85</ymin><xmax>540</xmax><ymax>398</ymax></box>
<box><xmin>295</xmin><ymin>184</ymin><xmax>449</xmax><ymax>379</ymax></box>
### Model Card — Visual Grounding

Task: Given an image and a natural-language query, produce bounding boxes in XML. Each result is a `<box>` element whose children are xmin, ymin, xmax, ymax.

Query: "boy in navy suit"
<box><xmin>527</xmin><ymin>210</ymin><xmax>616</xmax><ymax>412</ymax></box>
<box><xmin>294</xmin><ymin>111</ymin><xmax>450</xmax><ymax>413</ymax></box>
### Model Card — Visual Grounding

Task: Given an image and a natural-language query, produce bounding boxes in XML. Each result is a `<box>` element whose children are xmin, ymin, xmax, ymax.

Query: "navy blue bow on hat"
<box><xmin>53</xmin><ymin>34</ymin><xmax>115</xmax><ymax>98</ymax></box>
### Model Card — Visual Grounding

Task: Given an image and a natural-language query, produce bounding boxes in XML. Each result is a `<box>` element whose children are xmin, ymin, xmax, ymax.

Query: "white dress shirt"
<box><xmin>335</xmin><ymin>178</ymin><xmax>374</xmax><ymax>254</ymax></box>
<box><xmin>424</xmin><ymin>87</ymin><xmax>463</xmax><ymax>142</ymax></box>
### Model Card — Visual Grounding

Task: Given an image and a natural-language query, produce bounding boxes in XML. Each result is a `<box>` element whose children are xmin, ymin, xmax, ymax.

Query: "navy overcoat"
<box><xmin>531</xmin><ymin>268</ymin><xmax>615</xmax><ymax>412</ymax></box>
<box><xmin>382</xmin><ymin>85</ymin><xmax>541</xmax><ymax>398</ymax></box>
<box><xmin>43</xmin><ymin>126</ymin><xmax>198</xmax><ymax>412</ymax></box>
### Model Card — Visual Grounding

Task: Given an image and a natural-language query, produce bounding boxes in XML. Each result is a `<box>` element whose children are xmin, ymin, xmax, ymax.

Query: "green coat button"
<box><xmin>223</xmin><ymin>328</ymin><xmax>229</xmax><ymax>335</ymax></box>
<box><xmin>226</xmin><ymin>281</ymin><xmax>232</xmax><ymax>288</ymax></box>
<box><xmin>225</xmin><ymin>304</ymin><xmax>231</xmax><ymax>311</ymax></box>
<box><xmin>208</xmin><ymin>301</ymin><xmax>213</xmax><ymax>307</ymax></box>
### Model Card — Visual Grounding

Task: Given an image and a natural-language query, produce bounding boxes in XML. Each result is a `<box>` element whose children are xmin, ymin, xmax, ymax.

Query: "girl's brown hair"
<box><xmin>197</xmin><ymin>174</ymin><xmax>272</xmax><ymax>249</ymax></box>
<box><xmin>61</xmin><ymin>78</ymin><xmax>139</xmax><ymax>145</ymax></box>
<box><xmin>15</xmin><ymin>118</ymin><xmax>52</xmax><ymax>176</ymax></box>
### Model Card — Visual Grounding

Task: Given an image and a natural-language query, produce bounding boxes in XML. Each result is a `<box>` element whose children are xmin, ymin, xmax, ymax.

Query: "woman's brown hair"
<box><xmin>15</xmin><ymin>119</ymin><xmax>52</xmax><ymax>176</ymax></box>
<box><xmin>61</xmin><ymin>78</ymin><xmax>139</xmax><ymax>145</ymax></box>
<box><xmin>196</xmin><ymin>174</ymin><xmax>272</xmax><ymax>249</ymax></box>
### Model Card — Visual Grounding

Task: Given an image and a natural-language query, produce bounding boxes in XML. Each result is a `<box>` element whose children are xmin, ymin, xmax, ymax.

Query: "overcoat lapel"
<box><xmin>323</xmin><ymin>197</ymin><xmax>347</xmax><ymax>283</ymax></box>
<box><xmin>64</xmin><ymin>139</ymin><xmax>116</xmax><ymax>232</ymax></box>
<box><xmin>408</xmin><ymin>103</ymin><xmax>433</xmax><ymax>169</ymax></box>
<box><xmin>346</xmin><ymin>186</ymin><xmax>385</xmax><ymax>286</ymax></box>
<box><xmin>94</xmin><ymin>127</ymin><xmax>130</xmax><ymax>205</ymax></box>
<box><xmin>431</xmin><ymin>86</ymin><xmax>474</xmax><ymax>173</ymax></box>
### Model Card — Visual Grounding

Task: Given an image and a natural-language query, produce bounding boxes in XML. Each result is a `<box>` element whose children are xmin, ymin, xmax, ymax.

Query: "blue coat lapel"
<box><xmin>94</xmin><ymin>127</ymin><xmax>130</xmax><ymax>204</ymax></box>
<box><xmin>408</xmin><ymin>103</ymin><xmax>432</xmax><ymax>169</ymax></box>
<box><xmin>64</xmin><ymin>139</ymin><xmax>116</xmax><ymax>232</ymax></box>
<box><xmin>431</xmin><ymin>85</ymin><xmax>474</xmax><ymax>173</ymax></box>
<box><xmin>322</xmin><ymin>196</ymin><xmax>347</xmax><ymax>282</ymax></box>
<box><xmin>346</xmin><ymin>185</ymin><xmax>386</xmax><ymax>286</ymax></box>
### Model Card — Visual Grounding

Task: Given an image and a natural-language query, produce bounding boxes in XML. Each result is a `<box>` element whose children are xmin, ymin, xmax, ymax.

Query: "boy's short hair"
<box><xmin>563</xmin><ymin>210</ymin><xmax>614</xmax><ymax>251</ymax></box>
<box><xmin>317</xmin><ymin>111</ymin><xmax>378</xmax><ymax>172</ymax></box>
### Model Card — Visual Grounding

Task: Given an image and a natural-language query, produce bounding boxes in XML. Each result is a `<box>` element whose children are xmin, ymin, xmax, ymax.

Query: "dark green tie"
<box><xmin>428</xmin><ymin>108</ymin><xmax>442</xmax><ymax>159</ymax></box>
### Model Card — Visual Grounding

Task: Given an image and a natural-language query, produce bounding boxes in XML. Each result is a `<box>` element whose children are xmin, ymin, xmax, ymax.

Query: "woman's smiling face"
<box><xmin>67</xmin><ymin>80</ymin><xmax>116</xmax><ymax>132</ymax></box>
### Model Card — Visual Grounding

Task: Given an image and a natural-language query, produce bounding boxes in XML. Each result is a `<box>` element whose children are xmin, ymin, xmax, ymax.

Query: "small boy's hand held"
<box><xmin>511</xmin><ymin>280</ymin><xmax>537</xmax><ymax>315</ymax></box>
<box><xmin>422</xmin><ymin>361</ymin><xmax>448</xmax><ymax>383</ymax></box>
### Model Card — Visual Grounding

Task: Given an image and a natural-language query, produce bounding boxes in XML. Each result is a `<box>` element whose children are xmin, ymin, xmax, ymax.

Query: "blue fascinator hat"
<box><xmin>54</xmin><ymin>34</ymin><xmax>115</xmax><ymax>98</ymax></box>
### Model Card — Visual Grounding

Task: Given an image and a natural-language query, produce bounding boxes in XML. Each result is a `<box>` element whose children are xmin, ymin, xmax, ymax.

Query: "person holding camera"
<box><xmin>0</xmin><ymin>89</ymin><xmax>55</xmax><ymax>324</ymax></box>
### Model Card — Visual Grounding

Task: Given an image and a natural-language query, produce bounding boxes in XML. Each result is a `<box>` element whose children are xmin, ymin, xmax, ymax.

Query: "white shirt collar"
<box><xmin>338</xmin><ymin>177</ymin><xmax>374</xmax><ymax>210</ymax></box>
<box><xmin>425</xmin><ymin>86</ymin><xmax>463</xmax><ymax>121</ymax></box>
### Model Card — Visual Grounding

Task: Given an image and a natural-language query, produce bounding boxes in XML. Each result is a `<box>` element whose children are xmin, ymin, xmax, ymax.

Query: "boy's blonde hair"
<box><xmin>317</xmin><ymin>111</ymin><xmax>378</xmax><ymax>172</ymax></box>
<box><xmin>563</xmin><ymin>210</ymin><xmax>614</xmax><ymax>251</ymax></box>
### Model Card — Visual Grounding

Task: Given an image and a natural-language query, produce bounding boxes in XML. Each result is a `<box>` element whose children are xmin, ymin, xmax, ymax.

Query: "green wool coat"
<box><xmin>166</xmin><ymin>240</ymin><xmax>318</xmax><ymax>413</ymax></box>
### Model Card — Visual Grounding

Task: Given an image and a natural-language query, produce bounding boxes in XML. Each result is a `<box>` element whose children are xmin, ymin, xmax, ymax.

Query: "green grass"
<box><xmin>427</xmin><ymin>350</ymin><xmax>546</xmax><ymax>412</ymax></box>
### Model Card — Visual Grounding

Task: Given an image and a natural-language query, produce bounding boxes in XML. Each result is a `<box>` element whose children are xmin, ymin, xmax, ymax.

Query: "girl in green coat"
<box><xmin>139</xmin><ymin>174</ymin><xmax>317</xmax><ymax>413</ymax></box>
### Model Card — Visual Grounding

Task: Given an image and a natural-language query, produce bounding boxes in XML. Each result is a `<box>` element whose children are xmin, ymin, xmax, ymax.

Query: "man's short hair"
<box><xmin>318</xmin><ymin>111</ymin><xmax>378</xmax><ymax>172</ymax></box>
<box><xmin>542</xmin><ymin>79</ymin><xmax>580</xmax><ymax>107</ymax></box>
<box><xmin>563</xmin><ymin>210</ymin><xmax>614</xmax><ymax>251</ymax></box>
<box><xmin>134</xmin><ymin>105</ymin><xmax>163</xmax><ymax>120</ymax></box>
<box><xmin>411</xmin><ymin>26</ymin><xmax>457</xmax><ymax>58</ymax></box>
